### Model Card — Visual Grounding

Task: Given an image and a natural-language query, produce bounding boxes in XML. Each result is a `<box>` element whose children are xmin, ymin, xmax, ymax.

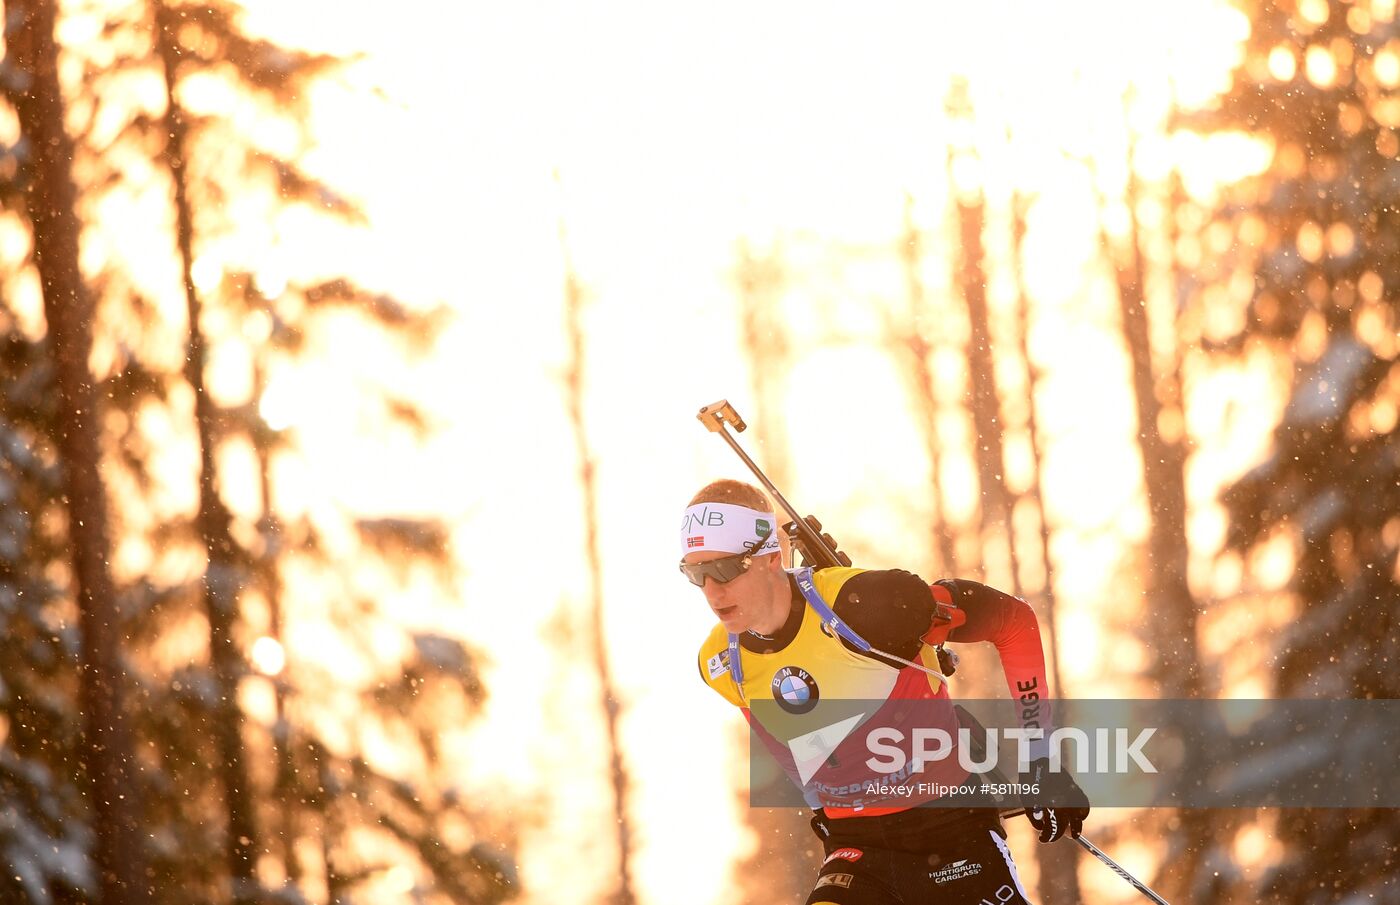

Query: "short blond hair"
<box><xmin>688</xmin><ymin>478</ymin><xmax>772</xmax><ymax>510</ymax></box>
<box><xmin>687</xmin><ymin>478</ymin><xmax>790</xmax><ymax>563</ymax></box>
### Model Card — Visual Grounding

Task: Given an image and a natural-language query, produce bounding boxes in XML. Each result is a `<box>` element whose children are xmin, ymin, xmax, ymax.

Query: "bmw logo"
<box><xmin>772</xmin><ymin>666</ymin><xmax>820</xmax><ymax>714</ymax></box>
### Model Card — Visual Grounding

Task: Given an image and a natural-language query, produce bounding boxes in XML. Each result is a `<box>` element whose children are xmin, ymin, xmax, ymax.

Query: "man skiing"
<box><xmin>683</xmin><ymin>478</ymin><xmax>1090</xmax><ymax>905</ymax></box>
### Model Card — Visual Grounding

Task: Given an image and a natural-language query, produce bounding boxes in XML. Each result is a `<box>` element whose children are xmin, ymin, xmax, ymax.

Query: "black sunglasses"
<box><xmin>679</xmin><ymin>528</ymin><xmax>774</xmax><ymax>587</ymax></box>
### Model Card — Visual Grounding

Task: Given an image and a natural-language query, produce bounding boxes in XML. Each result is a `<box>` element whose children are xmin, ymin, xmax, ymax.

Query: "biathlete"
<box><xmin>682</xmin><ymin>479</ymin><xmax>1090</xmax><ymax>905</ymax></box>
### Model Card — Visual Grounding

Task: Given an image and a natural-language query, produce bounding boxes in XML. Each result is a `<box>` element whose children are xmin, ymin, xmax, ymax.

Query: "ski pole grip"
<box><xmin>697</xmin><ymin>400</ymin><xmax>746</xmax><ymax>433</ymax></box>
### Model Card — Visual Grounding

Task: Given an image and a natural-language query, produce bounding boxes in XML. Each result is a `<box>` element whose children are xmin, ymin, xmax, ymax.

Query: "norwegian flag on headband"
<box><xmin>687</xmin><ymin>536</ymin><xmax>704</xmax><ymax>548</ymax></box>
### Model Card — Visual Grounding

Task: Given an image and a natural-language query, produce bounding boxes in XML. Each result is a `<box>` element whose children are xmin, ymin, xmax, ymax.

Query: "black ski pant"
<box><xmin>805</xmin><ymin>812</ymin><xmax>1034</xmax><ymax>905</ymax></box>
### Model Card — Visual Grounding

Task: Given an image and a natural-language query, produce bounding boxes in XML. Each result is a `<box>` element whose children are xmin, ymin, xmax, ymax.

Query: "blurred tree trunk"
<box><xmin>734</xmin><ymin>802</ymin><xmax>821</xmax><ymax>905</ymax></box>
<box><xmin>318</xmin><ymin>750</ymin><xmax>347</xmax><ymax>905</ymax></box>
<box><xmin>1112</xmin><ymin>131</ymin><xmax>1198</xmax><ymax>697</ymax></box>
<box><xmin>560</xmin><ymin>236</ymin><xmax>636</xmax><ymax>905</ymax></box>
<box><xmin>895</xmin><ymin>195</ymin><xmax>960</xmax><ymax>577</ymax></box>
<box><xmin>152</xmin><ymin>7</ymin><xmax>260</xmax><ymax>900</ymax></box>
<box><xmin>736</xmin><ymin>240</ymin><xmax>795</xmax><ymax>495</ymax></box>
<box><xmin>946</xmin><ymin>82</ymin><xmax>1077</xmax><ymax>902</ymax></box>
<box><xmin>733</xmin><ymin>239</ymin><xmax>822</xmax><ymax>903</ymax></box>
<box><xmin>1106</xmin><ymin>116</ymin><xmax>1206</xmax><ymax>901</ymax></box>
<box><xmin>1010</xmin><ymin>192</ymin><xmax>1065</xmax><ymax>697</ymax></box>
<box><xmin>953</xmin><ymin>186</ymin><xmax>1023</xmax><ymax>596</ymax></box>
<box><xmin>1007</xmin><ymin>191</ymin><xmax>1081</xmax><ymax>905</ymax></box>
<box><xmin>945</xmin><ymin>82</ymin><xmax>1021</xmax><ymax>594</ymax></box>
<box><xmin>6</xmin><ymin>1</ymin><xmax>146</xmax><ymax>901</ymax></box>
<box><xmin>253</xmin><ymin>360</ymin><xmax>300</xmax><ymax>886</ymax></box>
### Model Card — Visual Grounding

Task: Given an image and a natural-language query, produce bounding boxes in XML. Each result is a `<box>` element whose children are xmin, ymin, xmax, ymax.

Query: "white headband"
<box><xmin>680</xmin><ymin>502</ymin><xmax>780</xmax><ymax>558</ymax></box>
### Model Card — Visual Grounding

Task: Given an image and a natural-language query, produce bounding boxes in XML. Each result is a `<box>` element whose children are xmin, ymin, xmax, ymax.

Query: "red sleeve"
<box><xmin>938</xmin><ymin>580</ymin><xmax>1052</xmax><ymax>744</ymax></box>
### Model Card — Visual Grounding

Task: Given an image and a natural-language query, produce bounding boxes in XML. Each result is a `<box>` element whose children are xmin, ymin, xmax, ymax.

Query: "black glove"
<box><xmin>784</xmin><ymin>515</ymin><xmax>852</xmax><ymax>568</ymax></box>
<box><xmin>1020</xmin><ymin>757</ymin><xmax>1090</xmax><ymax>843</ymax></box>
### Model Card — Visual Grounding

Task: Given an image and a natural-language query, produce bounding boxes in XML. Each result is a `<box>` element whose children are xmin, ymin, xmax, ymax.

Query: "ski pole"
<box><xmin>997</xmin><ymin>809</ymin><xmax>1170</xmax><ymax>905</ymax></box>
<box><xmin>1074</xmin><ymin>835</ymin><xmax>1170</xmax><ymax>905</ymax></box>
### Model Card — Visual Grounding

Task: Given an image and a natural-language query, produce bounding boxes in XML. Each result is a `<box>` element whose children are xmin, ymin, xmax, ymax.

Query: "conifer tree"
<box><xmin>5</xmin><ymin>0</ymin><xmax>518</xmax><ymax>900</ymax></box>
<box><xmin>1188</xmin><ymin>1</ymin><xmax>1400</xmax><ymax>900</ymax></box>
<box><xmin>0</xmin><ymin>321</ymin><xmax>95</xmax><ymax>905</ymax></box>
<box><xmin>4</xmin><ymin>2</ymin><xmax>148</xmax><ymax>900</ymax></box>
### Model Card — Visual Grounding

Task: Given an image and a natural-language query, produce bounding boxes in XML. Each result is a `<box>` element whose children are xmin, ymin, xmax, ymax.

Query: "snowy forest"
<box><xmin>0</xmin><ymin>0</ymin><xmax>1396</xmax><ymax>904</ymax></box>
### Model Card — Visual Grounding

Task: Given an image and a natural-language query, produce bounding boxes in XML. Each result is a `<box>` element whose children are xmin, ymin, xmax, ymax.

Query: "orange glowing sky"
<box><xmin>202</xmin><ymin>2</ymin><xmax>1293</xmax><ymax>902</ymax></box>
